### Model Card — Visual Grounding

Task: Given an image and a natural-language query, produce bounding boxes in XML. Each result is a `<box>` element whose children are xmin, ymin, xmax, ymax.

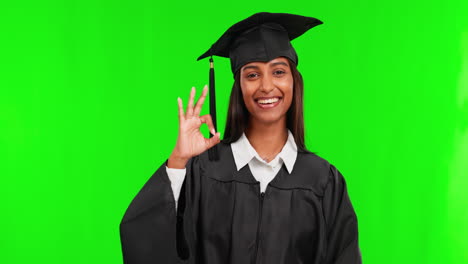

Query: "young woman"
<box><xmin>120</xmin><ymin>12</ymin><xmax>361</xmax><ymax>264</ymax></box>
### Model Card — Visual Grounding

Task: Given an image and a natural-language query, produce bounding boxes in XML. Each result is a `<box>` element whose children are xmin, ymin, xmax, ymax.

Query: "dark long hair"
<box><xmin>222</xmin><ymin>58</ymin><xmax>309</xmax><ymax>153</ymax></box>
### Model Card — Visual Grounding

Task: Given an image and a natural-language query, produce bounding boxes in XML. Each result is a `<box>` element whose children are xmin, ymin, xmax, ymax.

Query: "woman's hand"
<box><xmin>167</xmin><ymin>85</ymin><xmax>221</xmax><ymax>169</ymax></box>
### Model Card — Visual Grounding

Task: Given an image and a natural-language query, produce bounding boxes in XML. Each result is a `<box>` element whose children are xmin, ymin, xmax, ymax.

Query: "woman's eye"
<box><xmin>247</xmin><ymin>73</ymin><xmax>259</xmax><ymax>79</ymax></box>
<box><xmin>274</xmin><ymin>70</ymin><xmax>286</xmax><ymax>76</ymax></box>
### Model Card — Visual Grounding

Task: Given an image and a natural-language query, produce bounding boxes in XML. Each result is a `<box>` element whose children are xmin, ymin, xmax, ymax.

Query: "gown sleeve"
<box><xmin>322</xmin><ymin>164</ymin><xmax>362</xmax><ymax>264</ymax></box>
<box><xmin>119</xmin><ymin>156</ymin><xmax>201</xmax><ymax>264</ymax></box>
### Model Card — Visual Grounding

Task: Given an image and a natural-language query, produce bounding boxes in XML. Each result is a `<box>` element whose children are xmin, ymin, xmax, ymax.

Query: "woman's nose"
<box><xmin>259</xmin><ymin>75</ymin><xmax>274</xmax><ymax>93</ymax></box>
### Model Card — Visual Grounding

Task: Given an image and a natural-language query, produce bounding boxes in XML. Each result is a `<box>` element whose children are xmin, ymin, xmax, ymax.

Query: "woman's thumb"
<box><xmin>207</xmin><ymin>132</ymin><xmax>221</xmax><ymax>149</ymax></box>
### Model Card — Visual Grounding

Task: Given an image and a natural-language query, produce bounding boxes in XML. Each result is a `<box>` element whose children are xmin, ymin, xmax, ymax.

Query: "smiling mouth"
<box><xmin>255</xmin><ymin>96</ymin><xmax>282</xmax><ymax>108</ymax></box>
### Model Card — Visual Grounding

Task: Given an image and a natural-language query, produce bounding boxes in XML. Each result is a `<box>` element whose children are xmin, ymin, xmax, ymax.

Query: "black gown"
<box><xmin>119</xmin><ymin>141</ymin><xmax>361</xmax><ymax>264</ymax></box>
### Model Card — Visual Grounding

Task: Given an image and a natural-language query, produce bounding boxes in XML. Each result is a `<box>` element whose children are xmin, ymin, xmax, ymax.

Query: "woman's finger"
<box><xmin>193</xmin><ymin>85</ymin><xmax>208</xmax><ymax>117</ymax></box>
<box><xmin>205</xmin><ymin>132</ymin><xmax>221</xmax><ymax>149</ymax></box>
<box><xmin>199</xmin><ymin>114</ymin><xmax>216</xmax><ymax>135</ymax></box>
<box><xmin>177</xmin><ymin>97</ymin><xmax>185</xmax><ymax>122</ymax></box>
<box><xmin>186</xmin><ymin>86</ymin><xmax>196</xmax><ymax>118</ymax></box>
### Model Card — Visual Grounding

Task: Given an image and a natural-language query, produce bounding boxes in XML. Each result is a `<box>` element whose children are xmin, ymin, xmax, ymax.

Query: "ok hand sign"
<box><xmin>168</xmin><ymin>85</ymin><xmax>221</xmax><ymax>169</ymax></box>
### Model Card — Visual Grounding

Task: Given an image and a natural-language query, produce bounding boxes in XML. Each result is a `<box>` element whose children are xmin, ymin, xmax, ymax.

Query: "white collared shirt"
<box><xmin>230</xmin><ymin>129</ymin><xmax>297</xmax><ymax>192</ymax></box>
<box><xmin>166</xmin><ymin>130</ymin><xmax>298</xmax><ymax>209</ymax></box>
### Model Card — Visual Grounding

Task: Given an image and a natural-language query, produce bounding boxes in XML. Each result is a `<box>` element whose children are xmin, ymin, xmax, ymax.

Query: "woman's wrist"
<box><xmin>167</xmin><ymin>152</ymin><xmax>189</xmax><ymax>169</ymax></box>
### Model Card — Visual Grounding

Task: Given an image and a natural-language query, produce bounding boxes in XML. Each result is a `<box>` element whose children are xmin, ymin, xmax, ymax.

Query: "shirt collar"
<box><xmin>231</xmin><ymin>129</ymin><xmax>298</xmax><ymax>174</ymax></box>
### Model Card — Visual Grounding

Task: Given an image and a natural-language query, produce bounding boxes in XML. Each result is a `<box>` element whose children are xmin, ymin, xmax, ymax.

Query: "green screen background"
<box><xmin>1</xmin><ymin>0</ymin><xmax>467</xmax><ymax>263</ymax></box>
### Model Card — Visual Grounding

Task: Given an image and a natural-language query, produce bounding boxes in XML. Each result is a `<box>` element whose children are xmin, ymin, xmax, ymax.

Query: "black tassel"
<box><xmin>208</xmin><ymin>56</ymin><xmax>219</xmax><ymax>161</ymax></box>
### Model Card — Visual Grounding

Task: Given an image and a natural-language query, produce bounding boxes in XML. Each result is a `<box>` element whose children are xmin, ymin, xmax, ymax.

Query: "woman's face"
<box><xmin>240</xmin><ymin>57</ymin><xmax>293</xmax><ymax>126</ymax></box>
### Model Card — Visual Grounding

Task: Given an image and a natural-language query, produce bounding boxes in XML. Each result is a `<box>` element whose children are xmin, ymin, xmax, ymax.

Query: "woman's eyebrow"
<box><xmin>269</xmin><ymin>62</ymin><xmax>288</xmax><ymax>67</ymax></box>
<box><xmin>242</xmin><ymin>62</ymin><xmax>288</xmax><ymax>71</ymax></box>
<box><xmin>242</xmin><ymin>65</ymin><xmax>259</xmax><ymax>71</ymax></box>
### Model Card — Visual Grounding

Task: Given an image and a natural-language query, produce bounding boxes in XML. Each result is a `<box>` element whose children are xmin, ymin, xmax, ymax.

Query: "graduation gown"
<box><xmin>120</xmin><ymin>142</ymin><xmax>361</xmax><ymax>264</ymax></box>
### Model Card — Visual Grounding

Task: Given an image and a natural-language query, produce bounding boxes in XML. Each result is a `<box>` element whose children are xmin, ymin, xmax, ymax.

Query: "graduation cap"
<box><xmin>197</xmin><ymin>12</ymin><xmax>323</xmax><ymax>161</ymax></box>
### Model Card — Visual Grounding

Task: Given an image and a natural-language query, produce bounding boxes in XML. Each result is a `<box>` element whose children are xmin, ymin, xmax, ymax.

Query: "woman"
<box><xmin>120</xmin><ymin>12</ymin><xmax>361</xmax><ymax>264</ymax></box>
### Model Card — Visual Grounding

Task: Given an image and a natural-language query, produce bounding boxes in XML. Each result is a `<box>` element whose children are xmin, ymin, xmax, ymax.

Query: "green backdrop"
<box><xmin>1</xmin><ymin>0</ymin><xmax>467</xmax><ymax>263</ymax></box>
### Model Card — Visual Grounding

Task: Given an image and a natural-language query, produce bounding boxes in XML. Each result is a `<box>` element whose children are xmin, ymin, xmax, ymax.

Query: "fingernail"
<box><xmin>211</xmin><ymin>128</ymin><xmax>215</xmax><ymax>135</ymax></box>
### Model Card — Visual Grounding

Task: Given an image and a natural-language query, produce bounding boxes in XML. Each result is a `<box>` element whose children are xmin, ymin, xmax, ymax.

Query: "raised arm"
<box><xmin>166</xmin><ymin>85</ymin><xmax>220</xmax><ymax>210</ymax></box>
<box><xmin>120</xmin><ymin>85</ymin><xmax>220</xmax><ymax>264</ymax></box>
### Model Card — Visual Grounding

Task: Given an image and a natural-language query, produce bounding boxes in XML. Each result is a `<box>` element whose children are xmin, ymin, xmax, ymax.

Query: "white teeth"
<box><xmin>258</xmin><ymin>97</ymin><xmax>279</xmax><ymax>104</ymax></box>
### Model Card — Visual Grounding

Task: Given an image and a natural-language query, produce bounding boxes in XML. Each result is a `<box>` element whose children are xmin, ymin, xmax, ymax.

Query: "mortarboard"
<box><xmin>197</xmin><ymin>12</ymin><xmax>323</xmax><ymax>160</ymax></box>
